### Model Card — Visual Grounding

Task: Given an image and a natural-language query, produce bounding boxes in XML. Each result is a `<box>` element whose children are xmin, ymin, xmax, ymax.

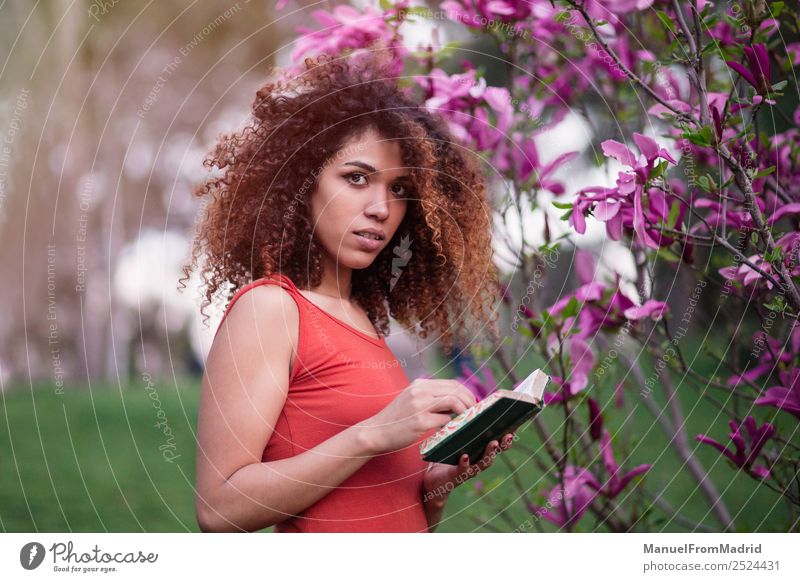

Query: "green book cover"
<box><xmin>419</xmin><ymin>369</ymin><xmax>550</xmax><ymax>465</ymax></box>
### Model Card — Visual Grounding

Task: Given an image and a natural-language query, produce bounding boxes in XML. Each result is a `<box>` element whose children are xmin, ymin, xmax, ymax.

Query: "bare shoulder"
<box><xmin>210</xmin><ymin>283</ymin><xmax>300</xmax><ymax>380</ymax></box>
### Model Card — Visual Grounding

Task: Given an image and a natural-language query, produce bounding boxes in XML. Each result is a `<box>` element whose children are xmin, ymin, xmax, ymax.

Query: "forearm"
<box><xmin>198</xmin><ymin>422</ymin><xmax>376</xmax><ymax>532</ymax></box>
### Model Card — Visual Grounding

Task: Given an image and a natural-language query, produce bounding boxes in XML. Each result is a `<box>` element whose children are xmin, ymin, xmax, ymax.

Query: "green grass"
<box><xmin>1</xmin><ymin>357</ymin><xmax>795</xmax><ymax>532</ymax></box>
<box><xmin>1</xmin><ymin>379</ymin><xmax>199</xmax><ymax>532</ymax></box>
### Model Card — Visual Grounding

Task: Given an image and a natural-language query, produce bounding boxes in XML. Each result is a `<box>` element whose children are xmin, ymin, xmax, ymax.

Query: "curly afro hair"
<box><xmin>179</xmin><ymin>49</ymin><xmax>501</xmax><ymax>353</ymax></box>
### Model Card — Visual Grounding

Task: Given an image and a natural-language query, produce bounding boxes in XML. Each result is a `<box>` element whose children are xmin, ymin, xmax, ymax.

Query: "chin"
<box><xmin>340</xmin><ymin>251</ymin><xmax>380</xmax><ymax>270</ymax></box>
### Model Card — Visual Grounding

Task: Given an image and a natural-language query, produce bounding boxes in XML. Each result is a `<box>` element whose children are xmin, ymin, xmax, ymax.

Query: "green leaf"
<box><xmin>562</xmin><ymin>296</ymin><xmax>580</xmax><ymax>319</ymax></box>
<box><xmin>752</xmin><ymin>165</ymin><xmax>776</xmax><ymax>179</ymax></box>
<box><xmin>651</xmin><ymin>159</ymin><xmax>669</xmax><ymax>180</ymax></box>
<box><xmin>697</xmin><ymin>174</ymin><xmax>714</xmax><ymax>192</ymax></box>
<box><xmin>681</xmin><ymin>126</ymin><xmax>713</xmax><ymax>147</ymax></box>
<box><xmin>656</xmin><ymin>10</ymin><xmax>676</xmax><ymax>34</ymax></box>
<box><xmin>403</xmin><ymin>6</ymin><xmax>431</xmax><ymax>17</ymax></box>
<box><xmin>771</xmin><ymin>80</ymin><xmax>788</xmax><ymax>92</ymax></box>
<box><xmin>666</xmin><ymin>199</ymin><xmax>681</xmax><ymax>229</ymax></box>
<box><xmin>517</xmin><ymin>325</ymin><xmax>534</xmax><ymax>338</ymax></box>
<box><xmin>559</xmin><ymin>208</ymin><xmax>574</xmax><ymax>221</ymax></box>
<box><xmin>656</xmin><ymin>246</ymin><xmax>682</xmax><ymax>263</ymax></box>
<box><xmin>552</xmin><ymin>200</ymin><xmax>574</xmax><ymax>209</ymax></box>
<box><xmin>764</xmin><ymin>296</ymin><xmax>786</xmax><ymax>312</ymax></box>
<box><xmin>771</xmin><ymin>2</ymin><xmax>785</xmax><ymax>17</ymax></box>
<box><xmin>554</xmin><ymin>10</ymin><xmax>571</xmax><ymax>23</ymax></box>
<box><xmin>764</xmin><ymin>245</ymin><xmax>784</xmax><ymax>264</ymax></box>
<box><xmin>541</xmin><ymin>309</ymin><xmax>553</xmax><ymax>330</ymax></box>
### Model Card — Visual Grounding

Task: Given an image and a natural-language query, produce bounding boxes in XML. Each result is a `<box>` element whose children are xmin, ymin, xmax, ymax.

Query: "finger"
<box><xmin>428</xmin><ymin>394</ymin><xmax>469</xmax><ymax>416</ymax></box>
<box><xmin>448</xmin><ymin>380</ymin><xmax>479</xmax><ymax>408</ymax></box>
<box><xmin>500</xmin><ymin>433</ymin><xmax>514</xmax><ymax>450</ymax></box>
<box><xmin>471</xmin><ymin>441</ymin><xmax>497</xmax><ymax>473</ymax></box>
<box><xmin>459</xmin><ymin>453</ymin><xmax>473</xmax><ymax>477</ymax></box>
<box><xmin>423</xmin><ymin>380</ymin><xmax>479</xmax><ymax>408</ymax></box>
<box><xmin>428</xmin><ymin>411</ymin><xmax>456</xmax><ymax>428</ymax></box>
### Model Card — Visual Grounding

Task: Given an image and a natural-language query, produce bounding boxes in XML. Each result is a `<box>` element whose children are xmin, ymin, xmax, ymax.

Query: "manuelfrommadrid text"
<box><xmin>644</xmin><ymin>543</ymin><xmax>762</xmax><ymax>554</ymax></box>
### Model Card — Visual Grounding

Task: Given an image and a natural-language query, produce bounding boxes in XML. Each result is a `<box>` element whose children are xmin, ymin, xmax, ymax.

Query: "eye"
<box><xmin>391</xmin><ymin>183</ymin><xmax>410</xmax><ymax>197</ymax></box>
<box><xmin>344</xmin><ymin>172</ymin><xmax>368</xmax><ymax>186</ymax></box>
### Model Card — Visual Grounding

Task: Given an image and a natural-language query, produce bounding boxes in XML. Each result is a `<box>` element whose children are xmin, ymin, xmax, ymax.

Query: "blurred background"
<box><xmin>0</xmin><ymin>0</ymin><xmax>499</xmax><ymax>532</ymax></box>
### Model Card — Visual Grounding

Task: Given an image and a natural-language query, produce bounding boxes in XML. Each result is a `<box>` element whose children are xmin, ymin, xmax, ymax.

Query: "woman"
<box><xmin>183</xmin><ymin>50</ymin><xmax>514</xmax><ymax>533</ymax></box>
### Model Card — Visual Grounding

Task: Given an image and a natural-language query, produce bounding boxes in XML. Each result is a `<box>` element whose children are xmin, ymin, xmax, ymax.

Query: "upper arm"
<box><xmin>194</xmin><ymin>284</ymin><xmax>299</xmax><ymax>505</ymax></box>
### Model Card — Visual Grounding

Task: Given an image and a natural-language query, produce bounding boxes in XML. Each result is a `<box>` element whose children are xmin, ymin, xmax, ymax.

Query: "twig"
<box><xmin>615</xmin><ymin>347</ymin><xmax>735</xmax><ymax>530</ymax></box>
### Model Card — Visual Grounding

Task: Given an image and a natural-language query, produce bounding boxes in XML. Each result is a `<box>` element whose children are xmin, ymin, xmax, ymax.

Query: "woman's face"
<box><xmin>309</xmin><ymin>127</ymin><xmax>410</xmax><ymax>271</ymax></box>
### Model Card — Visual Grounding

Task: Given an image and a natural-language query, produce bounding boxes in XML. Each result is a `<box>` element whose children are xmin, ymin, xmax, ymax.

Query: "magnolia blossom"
<box><xmin>624</xmin><ymin>299</ymin><xmax>669</xmax><ymax>321</ymax></box>
<box><xmin>543</xmin><ymin>336</ymin><xmax>596</xmax><ymax>404</ymax></box>
<box><xmin>457</xmin><ymin>363</ymin><xmax>498</xmax><ymax>401</ymax></box>
<box><xmin>417</xmin><ymin>68</ymin><xmax>573</xmax><ymax>187</ymax></box>
<box><xmin>696</xmin><ymin>417</ymin><xmax>775</xmax><ymax>479</ymax></box>
<box><xmin>595</xmin><ymin>430</ymin><xmax>652</xmax><ymax>498</ymax></box>
<box><xmin>755</xmin><ymin>368</ymin><xmax>800</xmax><ymax>420</ymax></box>
<box><xmin>290</xmin><ymin>4</ymin><xmax>406</xmax><ymax>69</ymax></box>
<box><xmin>726</xmin><ymin>44</ymin><xmax>775</xmax><ymax>104</ymax></box>
<box><xmin>527</xmin><ymin>466</ymin><xmax>599</xmax><ymax>529</ymax></box>
<box><xmin>728</xmin><ymin>323</ymin><xmax>800</xmax><ymax>388</ymax></box>
<box><xmin>718</xmin><ymin>230</ymin><xmax>800</xmax><ymax>290</ymax></box>
<box><xmin>527</xmin><ymin>430</ymin><xmax>650</xmax><ymax>528</ymax></box>
<box><xmin>441</xmin><ymin>0</ymin><xmax>534</xmax><ymax>26</ymax></box>
<box><xmin>569</xmin><ymin>133</ymin><xmax>679</xmax><ymax>249</ymax></box>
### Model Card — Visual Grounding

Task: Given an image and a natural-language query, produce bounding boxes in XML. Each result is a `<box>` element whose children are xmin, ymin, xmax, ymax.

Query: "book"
<box><xmin>419</xmin><ymin>369</ymin><xmax>550</xmax><ymax>465</ymax></box>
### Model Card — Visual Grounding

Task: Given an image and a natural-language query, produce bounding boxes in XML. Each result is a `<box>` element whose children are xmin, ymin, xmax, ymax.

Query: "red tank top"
<box><xmin>215</xmin><ymin>273</ymin><xmax>432</xmax><ymax>533</ymax></box>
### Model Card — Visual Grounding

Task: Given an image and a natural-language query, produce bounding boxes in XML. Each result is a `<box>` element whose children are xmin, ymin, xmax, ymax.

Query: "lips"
<box><xmin>353</xmin><ymin>229</ymin><xmax>385</xmax><ymax>241</ymax></box>
<box><xmin>353</xmin><ymin>231</ymin><xmax>384</xmax><ymax>252</ymax></box>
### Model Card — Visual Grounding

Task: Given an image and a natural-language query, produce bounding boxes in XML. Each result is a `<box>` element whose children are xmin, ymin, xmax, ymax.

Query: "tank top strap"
<box><xmin>213</xmin><ymin>273</ymin><xmax>305</xmax><ymax>340</ymax></box>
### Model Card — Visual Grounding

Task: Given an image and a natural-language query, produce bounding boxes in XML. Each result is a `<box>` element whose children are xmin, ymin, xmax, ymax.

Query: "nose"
<box><xmin>364</xmin><ymin>184</ymin><xmax>392</xmax><ymax>221</ymax></box>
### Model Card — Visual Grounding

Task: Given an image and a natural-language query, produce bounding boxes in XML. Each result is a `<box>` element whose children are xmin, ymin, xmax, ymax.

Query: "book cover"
<box><xmin>419</xmin><ymin>369</ymin><xmax>550</xmax><ymax>465</ymax></box>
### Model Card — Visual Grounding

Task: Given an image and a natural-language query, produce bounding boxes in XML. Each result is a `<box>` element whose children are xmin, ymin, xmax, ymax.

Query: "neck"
<box><xmin>310</xmin><ymin>253</ymin><xmax>353</xmax><ymax>301</ymax></box>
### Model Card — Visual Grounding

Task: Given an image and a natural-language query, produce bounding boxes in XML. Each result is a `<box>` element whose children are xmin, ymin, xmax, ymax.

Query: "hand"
<box><xmin>358</xmin><ymin>378</ymin><xmax>477</xmax><ymax>455</ymax></box>
<box><xmin>422</xmin><ymin>432</ymin><xmax>516</xmax><ymax>502</ymax></box>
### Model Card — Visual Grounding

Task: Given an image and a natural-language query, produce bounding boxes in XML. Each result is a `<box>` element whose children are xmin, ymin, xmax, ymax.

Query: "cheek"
<box><xmin>313</xmin><ymin>195</ymin><xmax>359</xmax><ymax>241</ymax></box>
<box><xmin>393</xmin><ymin>200</ymin><xmax>408</xmax><ymax>226</ymax></box>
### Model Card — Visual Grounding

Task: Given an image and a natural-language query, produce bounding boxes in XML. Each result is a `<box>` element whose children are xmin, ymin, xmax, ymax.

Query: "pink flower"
<box><xmin>513</xmin><ymin>139</ymin><xmax>578</xmax><ymax>195</ymax></box>
<box><xmin>696</xmin><ymin>416</ymin><xmax>775</xmax><ymax>479</ymax></box>
<box><xmin>594</xmin><ymin>430</ymin><xmax>652</xmax><ymax>498</ymax></box>
<box><xmin>544</xmin><ymin>336</ymin><xmax>596</xmax><ymax>403</ymax></box>
<box><xmin>290</xmin><ymin>4</ymin><xmax>405</xmax><ymax>66</ymax></box>
<box><xmin>718</xmin><ymin>255</ymin><xmax>775</xmax><ymax>290</ymax></box>
<box><xmin>624</xmin><ymin>299</ymin><xmax>669</xmax><ymax>321</ymax></box>
<box><xmin>527</xmin><ymin>466</ymin><xmax>599</xmax><ymax>529</ymax></box>
<box><xmin>726</xmin><ymin>44</ymin><xmax>772</xmax><ymax>96</ymax></box>
<box><xmin>442</xmin><ymin>0</ymin><xmax>533</xmax><ymax>27</ymax></box>
<box><xmin>755</xmin><ymin>368</ymin><xmax>800</xmax><ymax>420</ymax></box>
<box><xmin>570</xmin><ymin>133</ymin><xmax>678</xmax><ymax>249</ymax></box>
<box><xmin>457</xmin><ymin>363</ymin><xmax>498</xmax><ymax>401</ymax></box>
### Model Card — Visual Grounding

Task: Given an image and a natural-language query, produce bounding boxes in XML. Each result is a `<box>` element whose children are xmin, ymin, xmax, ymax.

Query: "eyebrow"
<box><xmin>342</xmin><ymin>161</ymin><xmax>412</xmax><ymax>181</ymax></box>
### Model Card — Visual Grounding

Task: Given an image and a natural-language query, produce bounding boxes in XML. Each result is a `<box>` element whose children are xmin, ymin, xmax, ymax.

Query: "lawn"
<box><xmin>0</xmin><ymin>363</ymin><xmax>792</xmax><ymax>532</ymax></box>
